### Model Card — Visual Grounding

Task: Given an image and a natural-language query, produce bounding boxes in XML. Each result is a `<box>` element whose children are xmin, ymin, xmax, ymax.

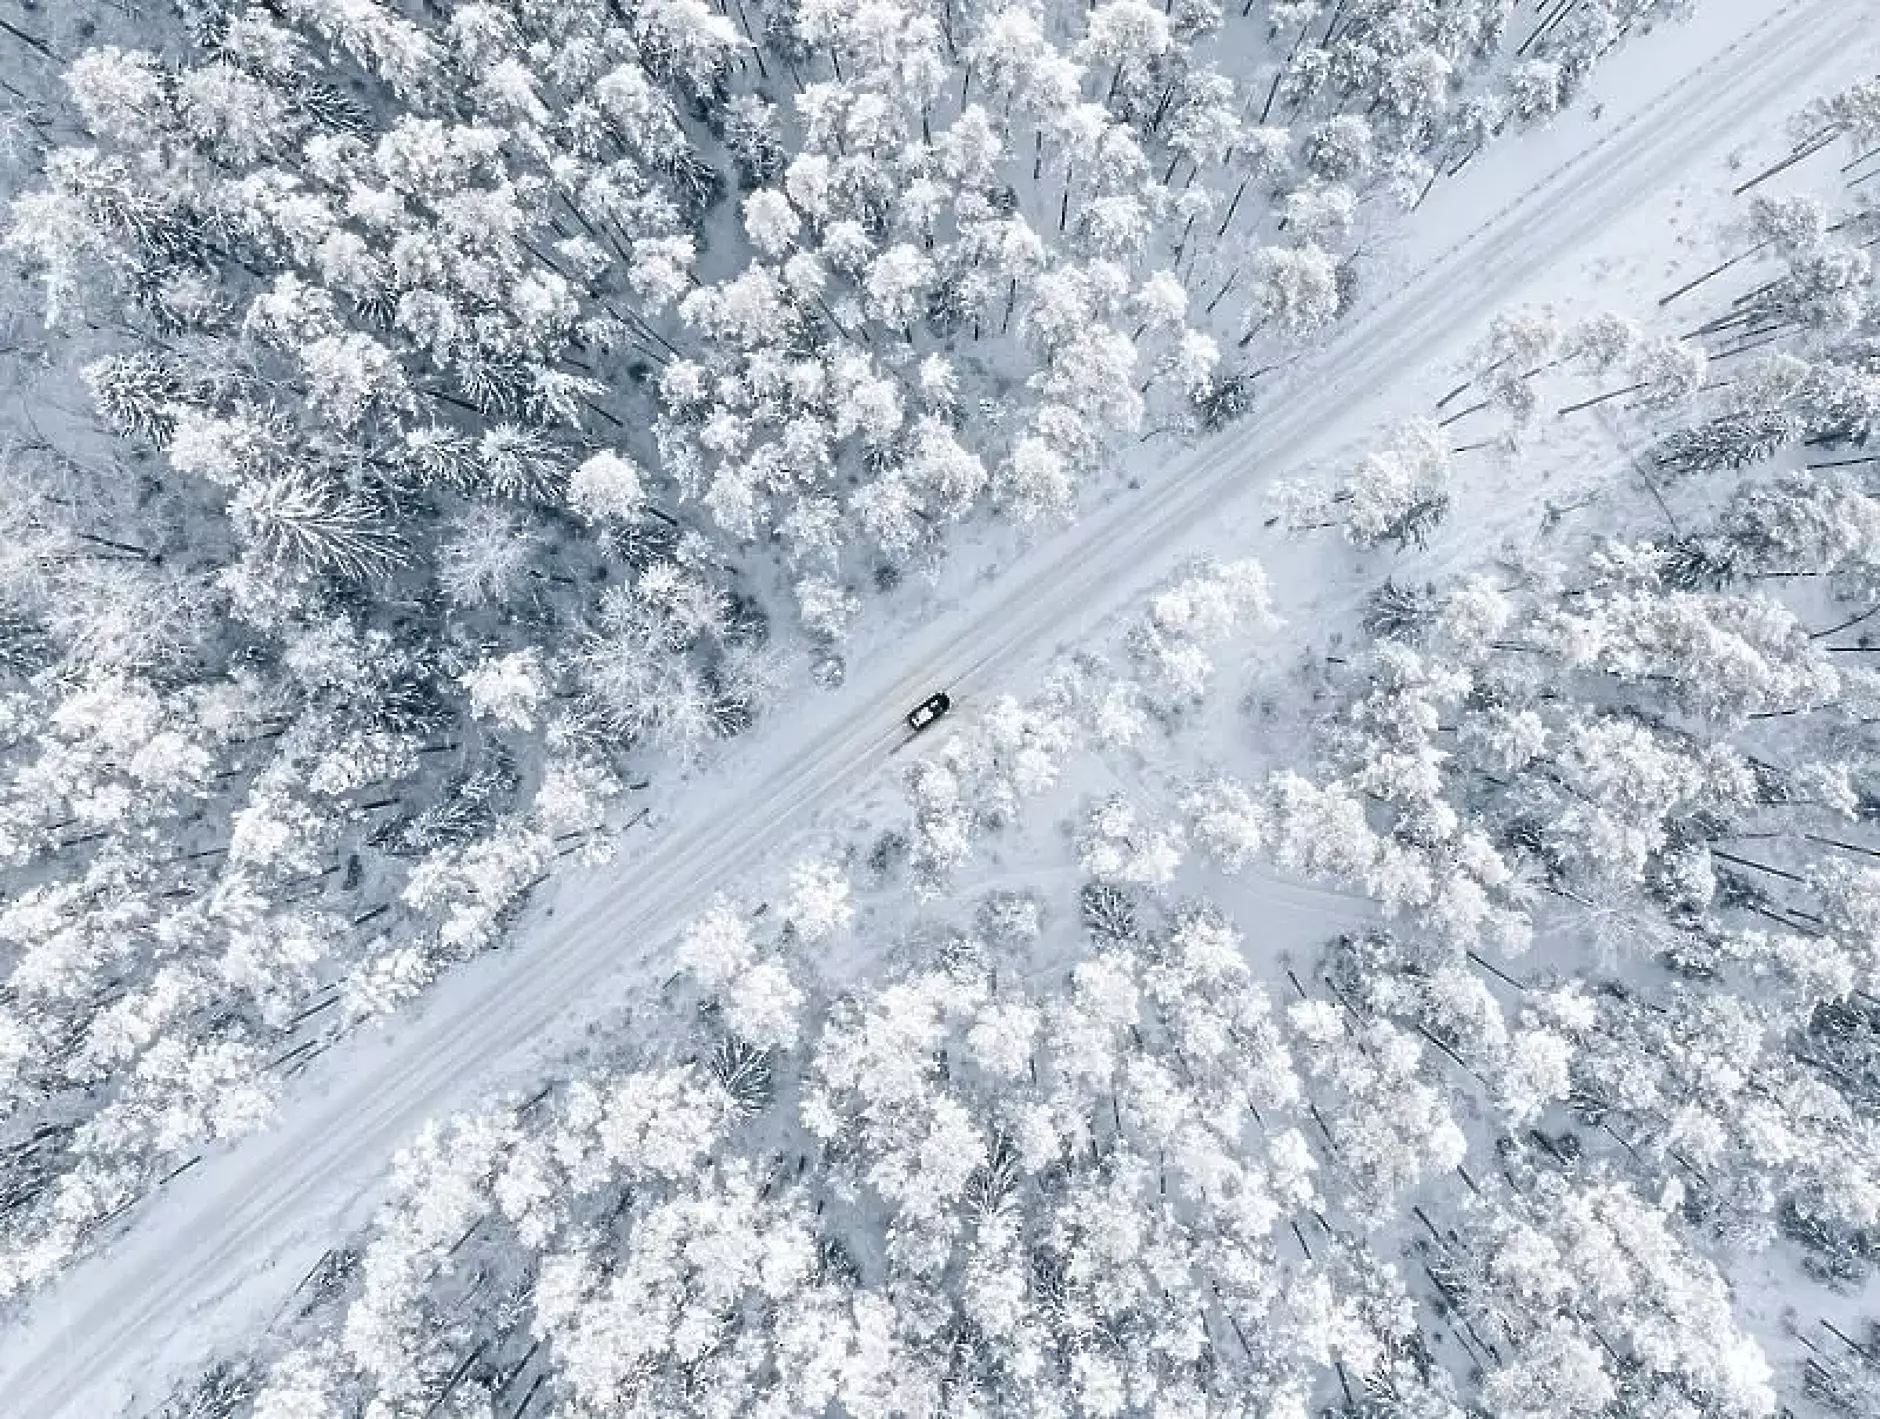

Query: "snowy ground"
<box><xmin>5</xmin><ymin>1</ymin><xmax>1877</xmax><ymax>1413</ymax></box>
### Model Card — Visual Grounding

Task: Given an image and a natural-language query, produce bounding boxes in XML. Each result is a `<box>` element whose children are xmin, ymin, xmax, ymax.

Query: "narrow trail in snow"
<box><xmin>4</xmin><ymin>3</ymin><xmax>1871</xmax><ymax>1412</ymax></box>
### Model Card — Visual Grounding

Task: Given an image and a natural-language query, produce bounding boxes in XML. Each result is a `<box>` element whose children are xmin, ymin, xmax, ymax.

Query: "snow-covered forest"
<box><xmin>3</xmin><ymin>0</ymin><xmax>1880</xmax><ymax>1413</ymax></box>
<box><xmin>0</xmin><ymin>0</ymin><xmax>1682</xmax><ymax>1299</ymax></box>
<box><xmin>147</xmin><ymin>297</ymin><xmax>1880</xmax><ymax>1414</ymax></box>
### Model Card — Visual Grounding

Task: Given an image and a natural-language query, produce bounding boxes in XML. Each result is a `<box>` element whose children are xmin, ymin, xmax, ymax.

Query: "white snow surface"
<box><xmin>4</xmin><ymin>1</ymin><xmax>1875</xmax><ymax>1412</ymax></box>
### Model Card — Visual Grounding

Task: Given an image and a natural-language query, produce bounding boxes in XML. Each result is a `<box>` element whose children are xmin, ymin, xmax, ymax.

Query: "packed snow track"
<box><xmin>3</xmin><ymin>0</ymin><xmax>1871</xmax><ymax>1411</ymax></box>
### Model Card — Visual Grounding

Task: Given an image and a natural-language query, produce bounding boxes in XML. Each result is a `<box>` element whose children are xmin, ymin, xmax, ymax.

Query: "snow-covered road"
<box><xmin>5</xmin><ymin>2</ymin><xmax>1871</xmax><ymax>1411</ymax></box>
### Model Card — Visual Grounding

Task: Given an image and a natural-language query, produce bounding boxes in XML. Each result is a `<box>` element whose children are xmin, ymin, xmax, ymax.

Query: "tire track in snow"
<box><xmin>3</xmin><ymin>2</ymin><xmax>1869</xmax><ymax>1412</ymax></box>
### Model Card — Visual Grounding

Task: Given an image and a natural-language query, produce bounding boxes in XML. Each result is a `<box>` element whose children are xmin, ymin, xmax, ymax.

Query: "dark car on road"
<box><xmin>906</xmin><ymin>691</ymin><xmax>952</xmax><ymax>731</ymax></box>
